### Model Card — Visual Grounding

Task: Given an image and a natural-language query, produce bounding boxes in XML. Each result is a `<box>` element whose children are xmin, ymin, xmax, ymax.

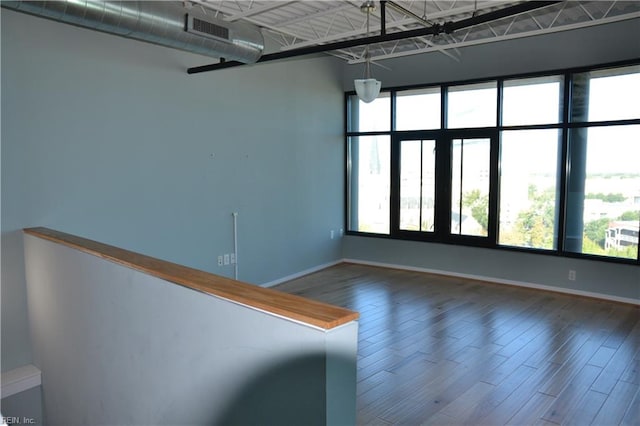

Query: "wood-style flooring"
<box><xmin>274</xmin><ymin>263</ymin><xmax>640</xmax><ymax>425</ymax></box>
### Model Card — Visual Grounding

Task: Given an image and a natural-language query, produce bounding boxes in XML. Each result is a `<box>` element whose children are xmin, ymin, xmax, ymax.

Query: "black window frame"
<box><xmin>391</xmin><ymin>128</ymin><xmax>500</xmax><ymax>249</ymax></box>
<box><xmin>345</xmin><ymin>59</ymin><xmax>640</xmax><ymax>266</ymax></box>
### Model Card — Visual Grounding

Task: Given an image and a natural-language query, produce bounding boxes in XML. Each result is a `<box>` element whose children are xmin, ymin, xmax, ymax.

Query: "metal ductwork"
<box><xmin>2</xmin><ymin>1</ymin><xmax>264</xmax><ymax>63</ymax></box>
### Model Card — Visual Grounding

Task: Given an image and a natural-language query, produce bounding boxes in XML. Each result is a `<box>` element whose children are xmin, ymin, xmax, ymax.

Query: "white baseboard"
<box><xmin>343</xmin><ymin>258</ymin><xmax>640</xmax><ymax>306</ymax></box>
<box><xmin>260</xmin><ymin>260</ymin><xmax>343</xmax><ymax>288</ymax></box>
<box><xmin>1</xmin><ymin>364</ymin><xmax>41</xmax><ymax>399</ymax></box>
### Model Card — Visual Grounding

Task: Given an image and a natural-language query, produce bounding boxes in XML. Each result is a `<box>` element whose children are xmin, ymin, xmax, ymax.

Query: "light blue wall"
<box><xmin>343</xmin><ymin>237</ymin><xmax>640</xmax><ymax>301</ymax></box>
<box><xmin>342</xmin><ymin>18</ymin><xmax>640</xmax><ymax>302</ymax></box>
<box><xmin>1</xmin><ymin>8</ymin><xmax>345</xmax><ymax>373</ymax></box>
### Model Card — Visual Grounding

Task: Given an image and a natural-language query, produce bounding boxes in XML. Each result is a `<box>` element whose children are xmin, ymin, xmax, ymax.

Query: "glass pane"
<box><xmin>451</xmin><ymin>138</ymin><xmax>491</xmax><ymax>236</ymax></box>
<box><xmin>400</xmin><ymin>141</ymin><xmax>421</xmax><ymax>230</ymax></box>
<box><xmin>422</xmin><ymin>141</ymin><xmax>436</xmax><ymax>233</ymax></box>
<box><xmin>396</xmin><ymin>88</ymin><xmax>441</xmax><ymax>130</ymax></box>
<box><xmin>498</xmin><ymin>129</ymin><xmax>560</xmax><ymax>250</ymax></box>
<box><xmin>400</xmin><ymin>140</ymin><xmax>436</xmax><ymax>232</ymax></box>
<box><xmin>571</xmin><ymin>65</ymin><xmax>640</xmax><ymax>122</ymax></box>
<box><xmin>447</xmin><ymin>82</ymin><xmax>497</xmax><ymax>129</ymax></box>
<box><xmin>347</xmin><ymin>136</ymin><xmax>391</xmax><ymax>234</ymax></box>
<box><xmin>503</xmin><ymin>76</ymin><xmax>563</xmax><ymax>126</ymax></box>
<box><xmin>565</xmin><ymin>125</ymin><xmax>640</xmax><ymax>260</ymax></box>
<box><xmin>347</xmin><ymin>92</ymin><xmax>391</xmax><ymax>132</ymax></box>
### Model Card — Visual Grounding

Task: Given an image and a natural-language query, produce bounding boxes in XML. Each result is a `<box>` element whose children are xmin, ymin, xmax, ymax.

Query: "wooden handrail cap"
<box><xmin>23</xmin><ymin>227</ymin><xmax>359</xmax><ymax>330</ymax></box>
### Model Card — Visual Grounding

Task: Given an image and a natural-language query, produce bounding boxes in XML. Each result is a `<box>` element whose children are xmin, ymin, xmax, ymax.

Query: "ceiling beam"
<box><xmin>193</xmin><ymin>1</ymin><xmax>302</xmax><ymax>38</ymax></box>
<box><xmin>224</xmin><ymin>1</ymin><xmax>296</xmax><ymax>22</ymax></box>
<box><xmin>279</xmin><ymin>0</ymin><xmax>514</xmax><ymax>51</ymax></box>
<box><xmin>347</xmin><ymin>11</ymin><xmax>640</xmax><ymax>64</ymax></box>
<box><xmin>194</xmin><ymin>0</ymin><xmax>357</xmax><ymax>60</ymax></box>
<box><xmin>272</xmin><ymin>3</ymin><xmax>354</xmax><ymax>28</ymax></box>
<box><xmin>187</xmin><ymin>1</ymin><xmax>562</xmax><ymax>74</ymax></box>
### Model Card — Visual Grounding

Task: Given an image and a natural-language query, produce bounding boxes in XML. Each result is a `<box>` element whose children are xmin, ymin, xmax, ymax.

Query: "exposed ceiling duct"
<box><xmin>1</xmin><ymin>1</ymin><xmax>264</xmax><ymax>64</ymax></box>
<box><xmin>187</xmin><ymin>0</ymin><xmax>562</xmax><ymax>74</ymax></box>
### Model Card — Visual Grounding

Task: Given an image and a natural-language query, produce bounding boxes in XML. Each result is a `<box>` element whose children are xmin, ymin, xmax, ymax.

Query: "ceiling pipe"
<box><xmin>380</xmin><ymin>0</ymin><xmax>387</xmax><ymax>36</ymax></box>
<box><xmin>187</xmin><ymin>0</ymin><xmax>561</xmax><ymax>74</ymax></box>
<box><xmin>2</xmin><ymin>0</ymin><xmax>264</xmax><ymax>63</ymax></box>
<box><xmin>386</xmin><ymin>0</ymin><xmax>432</xmax><ymax>27</ymax></box>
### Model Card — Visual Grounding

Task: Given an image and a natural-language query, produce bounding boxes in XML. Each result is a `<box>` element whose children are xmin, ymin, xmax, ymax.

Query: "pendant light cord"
<box><xmin>364</xmin><ymin>7</ymin><xmax>371</xmax><ymax>79</ymax></box>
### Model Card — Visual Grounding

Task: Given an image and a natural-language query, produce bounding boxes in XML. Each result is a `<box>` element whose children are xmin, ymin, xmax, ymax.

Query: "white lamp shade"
<box><xmin>354</xmin><ymin>78</ymin><xmax>381</xmax><ymax>103</ymax></box>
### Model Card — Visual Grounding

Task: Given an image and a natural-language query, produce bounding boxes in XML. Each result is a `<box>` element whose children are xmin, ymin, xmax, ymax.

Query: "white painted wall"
<box><xmin>23</xmin><ymin>234</ymin><xmax>357</xmax><ymax>425</ymax></box>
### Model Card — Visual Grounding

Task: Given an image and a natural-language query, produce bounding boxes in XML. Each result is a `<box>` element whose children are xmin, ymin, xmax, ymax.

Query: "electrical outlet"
<box><xmin>217</xmin><ymin>255</ymin><xmax>223</xmax><ymax>266</ymax></box>
<box><xmin>230</xmin><ymin>253</ymin><xmax>236</xmax><ymax>264</ymax></box>
<box><xmin>330</xmin><ymin>230</ymin><xmax>334</xmax><ymax>239</ymax></box>
<box><xmin>568</xmin><ymin>270</ymin><xmax>576</xmax><ymax>281</ymax></box>
<box><xmin>224</xmin><ymin>254</ymin><xmax>230</xmax><ymax>265</ymax></box>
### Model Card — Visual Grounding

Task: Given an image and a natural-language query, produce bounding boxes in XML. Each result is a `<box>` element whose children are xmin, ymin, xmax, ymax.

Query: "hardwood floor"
<box><xmin>273</xmin><ymin>263</ymin><xmax>640</xmax><ymax>425</ymax></box>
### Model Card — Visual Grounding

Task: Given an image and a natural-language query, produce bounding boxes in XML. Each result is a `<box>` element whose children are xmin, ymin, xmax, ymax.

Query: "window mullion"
<box><xmin>557</xmin><ymin>72</ymin><xmax>572</xmax><ymax>253</ymax></box>
<box><xmin>435</xmin><ymin>136</ymin><xmax>451</xmax><ymax>240</ymax></box>
<box><xmin>488</xmin><ymin>131</ymin><xmax>500</xmax><ymax>245</ymax></box>
<box><xmin>390</xmin><ymin>134</ymin><xmax>401</xmax><ymax>236</ymax></box>
<box><xmin>418</xmin><ymin>140</ymin><xmax>424</xmax><ymax>232</ymax></box>
<box><xmin>458</xmin><ymin>139</ymin><xmax>464</xmax><ymax>235</ymax></box>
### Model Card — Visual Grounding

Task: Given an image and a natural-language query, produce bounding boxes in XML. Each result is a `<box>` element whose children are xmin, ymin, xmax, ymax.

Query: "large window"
<box><xmin>498</xmin><ymin>76</ymin><xmax>564</xmax><ymax>251</ymax></box>
<box><xmin>502</xmin><ymin>76</ymin><xmax>562</xmax><ymax>126</ymax></box>
<box><xmin>399</xmin><ymin>139</ymin><xmax>436</xmax><ymax>232</ymax></box>
<box><xmin>347</xmin><ymin>93</ymin><xmax>390</xmax><ymax>132</ymax></box>
<box><xmin>347</xmin><ymin>136</ymin><xmax>390</xmax><ymax>234</ymax></box>
<box><xmin>447</xmin><ymin>82</ymin><xmax>497</xmax><ymax>128</ymax></box>
<box><xmin>565</xmin><ymin>125</ymin><xmax>640</xmax><ymax>260</ymax></box>
<box><xmin>450</xmin><ymin>137</ymin><xmax>491</xmax><ymax>237</ymax></box>
<box><xmin>396</xmin><ymin>88</ymin><xmax>441</xmax><ymax>131</ymax></box>
<box><xmin>564</xmin><ymin>65</ymin><xmax>640</xmax><ymax>261</ymax></box>
<box><xmin>346</xmin><ymin>62</ymin><xmax>640</xmax><ymax>264</ymax></box>
<box><xmin>498</xmin><ymin>129</ymin><xmax>561</xmax><ymax>250</ymax></box>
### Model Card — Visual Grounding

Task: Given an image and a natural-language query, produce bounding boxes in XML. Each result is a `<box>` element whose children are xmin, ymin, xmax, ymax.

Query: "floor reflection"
<box><xmin>274</xmin><ymin>263</ymin><xmax>640</xmax><ymax>425</ymax></box>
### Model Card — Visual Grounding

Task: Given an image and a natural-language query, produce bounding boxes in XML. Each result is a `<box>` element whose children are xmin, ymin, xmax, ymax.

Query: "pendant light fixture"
<box><xmin>354</xmin><ymin>1</ymin><xmax>381</xmax><ymax>104</ymax></box>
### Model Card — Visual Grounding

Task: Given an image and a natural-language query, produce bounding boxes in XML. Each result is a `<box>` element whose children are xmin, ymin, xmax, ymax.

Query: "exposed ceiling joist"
<box><xmin>278</xmin><ymin>0</ymin><xmax>515</xmax><ymax>51</ymax></box>
<box><xmin>188</xmin><ymin>0</ymin><xmax>561</xmax><ymax>74</ymax></box>
<box><xmin>186</xmin><ymin>1</ymin><xmax>640</xmax><ymax>75</ymax></box>
<box><xmin>348</xmin><ymin>11</ymin><xmax>640</xmax><ymax>64</ymax></box>
<box><xmin>224</xmin><ymin>1</ymin><xmax>297</xmax><ymax>22</ymax></box>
